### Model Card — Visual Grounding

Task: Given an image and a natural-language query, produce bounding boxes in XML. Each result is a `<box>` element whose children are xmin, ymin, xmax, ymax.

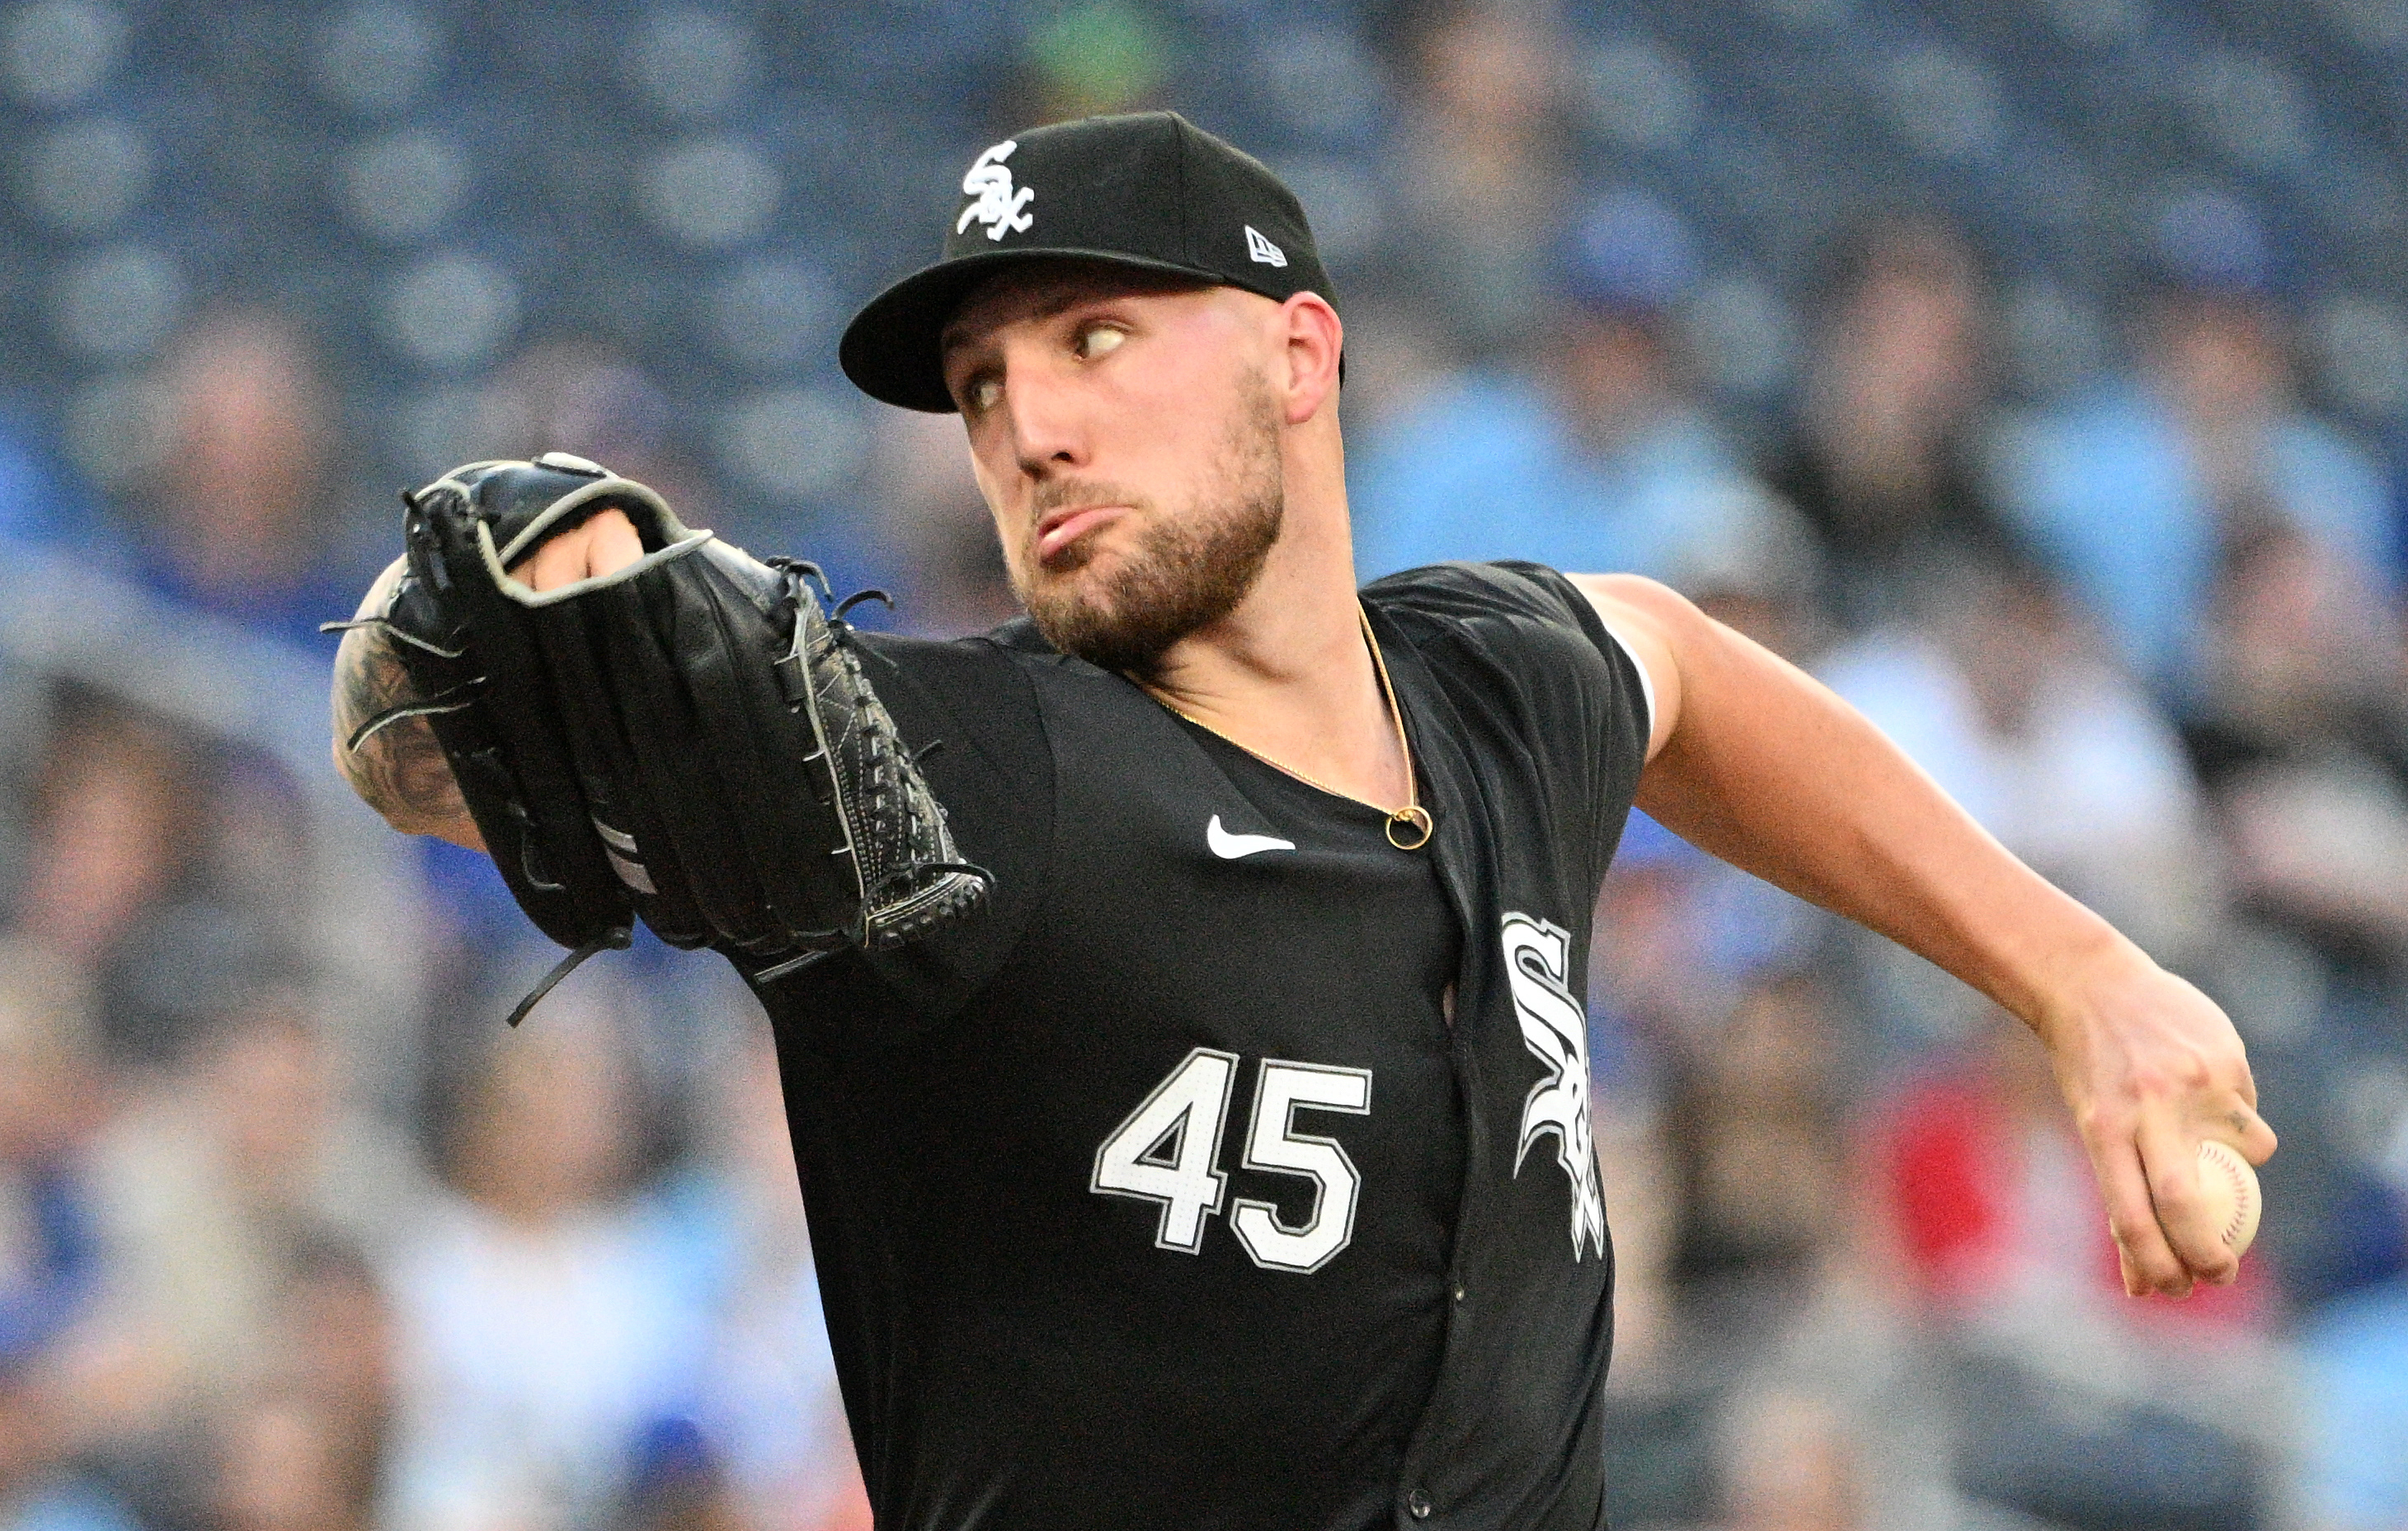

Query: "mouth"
<box><xmin>1033</xmin><ymin>504</ymin><xmax>1130</xmax><ymax>566</ymax></box>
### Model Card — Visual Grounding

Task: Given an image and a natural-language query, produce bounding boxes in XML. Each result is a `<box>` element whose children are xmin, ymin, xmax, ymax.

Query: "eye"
<box><xmin>964</xmin><ymin>374</ymin><xmax>1003</xmax><ymax>413</ymax></box>
<box><xmin>1075</xmin><ymin>322</ymin><xmax>1126</xmax><ymax>360</ymax></box>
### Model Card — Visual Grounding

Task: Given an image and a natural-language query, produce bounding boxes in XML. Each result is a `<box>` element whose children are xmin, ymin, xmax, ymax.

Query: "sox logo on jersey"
<box><xmin>1502</xmin><ymin>913</ymin><xmax>1607</xmax><ymax>1261</ymax></box>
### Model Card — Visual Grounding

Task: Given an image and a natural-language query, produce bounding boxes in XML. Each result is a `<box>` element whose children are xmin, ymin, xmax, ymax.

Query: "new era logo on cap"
<box><xmin>1244</xmin><ymin>224</ymin><xmax>1286</xmax><ymax>267</ymax></box>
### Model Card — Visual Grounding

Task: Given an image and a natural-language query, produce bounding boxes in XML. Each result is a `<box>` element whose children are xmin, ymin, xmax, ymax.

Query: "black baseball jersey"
<box><xmin>750</xmin><ymin>561</ymin><xmax>1653</xmax><ymax>1531</ymax></box>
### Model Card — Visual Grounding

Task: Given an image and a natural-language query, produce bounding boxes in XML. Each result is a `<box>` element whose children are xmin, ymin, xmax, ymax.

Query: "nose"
<box><xmin>1000</xmin><ymin>350</ymin><xmax>1089</xmax><ymax>480</ymax></box>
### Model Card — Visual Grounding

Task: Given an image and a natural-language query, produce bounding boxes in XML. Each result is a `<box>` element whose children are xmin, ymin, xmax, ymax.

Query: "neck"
<box><xmin>1136</xmin><ymin>430</ymin><xmax>1412</xmax><ymax>811</ymax></box>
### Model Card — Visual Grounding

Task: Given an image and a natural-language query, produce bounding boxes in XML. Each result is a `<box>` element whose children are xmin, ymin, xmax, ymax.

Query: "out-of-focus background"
<box><xmin>0</xmin><ymin>0</ymin><xmax>2404</xmax><ymax>1527</ymax></box>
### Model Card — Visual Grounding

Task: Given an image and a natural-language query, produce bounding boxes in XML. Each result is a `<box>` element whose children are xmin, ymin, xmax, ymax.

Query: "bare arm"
<box><xmin>1573</xmin><ymin>571</ymin><xmax>2276</xmax><ymax>1299</ymax></box>
<box><xmin>331</xmin><ymin>557</ymin><xmax>486</xmax><ymax>851</ymax></box>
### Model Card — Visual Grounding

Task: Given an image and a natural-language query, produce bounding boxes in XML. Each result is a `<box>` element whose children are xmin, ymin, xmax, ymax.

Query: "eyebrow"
<box><xmin>940</xmin><ymin>285</ymin><xmax>1126</xmax><ymax>359</ymax></box>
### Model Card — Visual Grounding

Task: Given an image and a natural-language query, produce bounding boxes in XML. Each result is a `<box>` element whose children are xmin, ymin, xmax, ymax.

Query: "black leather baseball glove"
<box><xmin>332</xmin><ymin>453</ymin><xmax>989</xmax><ymax>1024</ymax></box>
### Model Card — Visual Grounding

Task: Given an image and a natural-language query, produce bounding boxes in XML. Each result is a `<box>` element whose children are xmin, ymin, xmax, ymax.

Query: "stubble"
<box><xmin>1016</xmin><ymin>373</ymin><xmax>1285</xmax><ymax>679</ymax></box>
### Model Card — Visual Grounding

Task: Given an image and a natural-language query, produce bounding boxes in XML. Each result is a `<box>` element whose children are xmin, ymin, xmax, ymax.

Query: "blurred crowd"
<box><xmin>5</xmin><ymin>2</ymin><xmax>2408</xmax><ymax>1530</ymax></box>
<box><xmin>0</xmin><ymin>312</ymin><xmax>872</xmax><ymax>1529</ymax></box>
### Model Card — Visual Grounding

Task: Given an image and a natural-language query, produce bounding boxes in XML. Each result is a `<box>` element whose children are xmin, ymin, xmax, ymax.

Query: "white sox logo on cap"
<box><xmin>957</xmin><ymin>139</ymin><xmax>1035</xmax><ymax>242</ymax></box>
<box><xmin>843</xmin><ymin>112</ymin><xmax>1338</xmax><ymax>412</ymax></box>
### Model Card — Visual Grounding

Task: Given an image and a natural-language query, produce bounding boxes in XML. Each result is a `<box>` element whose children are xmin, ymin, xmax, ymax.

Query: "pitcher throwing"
<box><xmin>332</xmin><ymin>112</ymin><xmax>2274</xmax><ymax>1531</ymax></box>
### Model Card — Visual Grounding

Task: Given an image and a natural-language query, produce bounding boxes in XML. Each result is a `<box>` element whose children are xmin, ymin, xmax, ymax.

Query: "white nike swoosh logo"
<box><xmin>1206</xmin><ymin>815</ymin><xmax>1295</xmax><ymax>859</ymax></box>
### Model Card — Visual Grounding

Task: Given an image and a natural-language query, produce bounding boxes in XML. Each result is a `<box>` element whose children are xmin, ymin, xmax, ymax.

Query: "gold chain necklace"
<box><xmin>1142</xmin><ymin>605</ymin><xmax>1435</xmax><ymax>851</ymax></box>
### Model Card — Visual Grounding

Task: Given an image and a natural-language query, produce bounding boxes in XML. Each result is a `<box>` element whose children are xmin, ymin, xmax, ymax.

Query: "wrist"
<box><xmin>2017</xmin><ymin>921</ymin><xmax>2156</xmax><ymax>1054</ymax></box>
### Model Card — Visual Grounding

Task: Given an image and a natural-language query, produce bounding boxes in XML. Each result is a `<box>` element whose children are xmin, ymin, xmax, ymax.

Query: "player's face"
<box><xmin>941</xmin><ymin>262</ymin><xmax>1286</xmax><ymax>678</ymax></box>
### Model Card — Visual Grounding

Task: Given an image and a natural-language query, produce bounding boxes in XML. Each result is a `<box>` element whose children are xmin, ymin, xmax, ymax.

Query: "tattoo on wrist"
<box><xmin>332</xmin><ymin>613</ymin><xmax>468</xmax><ymax>833</ymax></box>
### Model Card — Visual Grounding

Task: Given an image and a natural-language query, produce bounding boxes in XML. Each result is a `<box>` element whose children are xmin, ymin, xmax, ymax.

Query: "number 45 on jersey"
<box><xmin>1090</xmin><ymin>1048</ymin><xmax>1371</xmax><ymax>1274</ymax></box>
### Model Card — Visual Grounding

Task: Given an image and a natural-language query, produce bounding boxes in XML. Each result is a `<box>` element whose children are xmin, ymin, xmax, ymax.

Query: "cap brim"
<box><xmin>839</xmin><ymin>247</ymin><xmax>1226</xmax><ymax>413</ymax></box>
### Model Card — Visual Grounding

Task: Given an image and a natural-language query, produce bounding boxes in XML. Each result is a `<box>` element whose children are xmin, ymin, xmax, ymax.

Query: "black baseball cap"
<box><xmin>840</xmin><ymin>111</ymin><xmax>1337</xmax><ymax>414</ymax></box>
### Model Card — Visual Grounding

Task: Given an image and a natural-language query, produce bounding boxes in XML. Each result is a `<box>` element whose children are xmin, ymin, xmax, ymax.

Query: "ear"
<box><xmin>1274</xmin><ymin>293</ymin><xmax>1343</xmax><ymax>425</ymax></box>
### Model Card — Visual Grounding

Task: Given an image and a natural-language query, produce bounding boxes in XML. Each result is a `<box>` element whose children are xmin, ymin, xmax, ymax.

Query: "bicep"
<box><xmin>1566</xmin><ymin>573</ymin><xmax>1683</xmax><ymax>764</ymax></box>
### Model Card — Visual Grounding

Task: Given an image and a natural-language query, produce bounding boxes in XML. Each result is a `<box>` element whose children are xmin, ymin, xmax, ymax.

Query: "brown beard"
<box><xmin>1015</xmin><ymin>376</ymin><xmax>1283</xmax><ymax>679</ymax></box>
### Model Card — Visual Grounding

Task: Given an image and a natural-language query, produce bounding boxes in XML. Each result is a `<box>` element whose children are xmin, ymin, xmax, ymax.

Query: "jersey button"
<box><xmin>1407</xmin><ymin>1488</ymin><xmax>1433</xmax><ymax>1519</ymax></box>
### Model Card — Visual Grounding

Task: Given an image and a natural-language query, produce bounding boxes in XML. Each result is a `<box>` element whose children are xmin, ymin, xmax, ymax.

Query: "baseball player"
<box><xmin>332</xmin><ymin>114</ymin><xmax>2273</xmax><ymax>1529</ymax></box>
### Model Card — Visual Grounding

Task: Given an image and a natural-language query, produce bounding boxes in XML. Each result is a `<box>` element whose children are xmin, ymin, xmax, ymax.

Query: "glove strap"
<box><xmin>505</xmin><ymin>925</ymin><xmax>633</xmax><ymax>1028</ymax></box>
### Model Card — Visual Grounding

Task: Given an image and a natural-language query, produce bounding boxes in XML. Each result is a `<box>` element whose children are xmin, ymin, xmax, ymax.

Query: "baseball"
<box><xmin>2194</xmin><ymin>1139</ymin><xmax>2261</xmax><ymax>1261</ymax></box>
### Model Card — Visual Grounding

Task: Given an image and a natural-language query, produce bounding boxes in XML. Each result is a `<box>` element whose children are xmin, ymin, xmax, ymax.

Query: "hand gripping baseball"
<box><xmin>2039</xmin><ymin>953</ymin><xmax>2277</xmax><ymax>1298</ymax></box>
<box><xmin>330</xmin><ymin>454</ymin><xmax>990</xmax><ymax>1024</ymax></box>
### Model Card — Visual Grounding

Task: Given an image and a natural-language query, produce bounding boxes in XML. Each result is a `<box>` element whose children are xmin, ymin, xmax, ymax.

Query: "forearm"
<box><xmin>1583</xmin><ymin>575</ymin><xmax>2270</xmax><ymax>1298</ymax></box>
<box><xmin>330</xmin><ymin>558</ymin><xmax>485</xmax><ymax>851</ymax></box>
<box><xmin>1617</xmin><ymin>580</ymin><xmax>2140</xmax><ymax>1038</ymax></box>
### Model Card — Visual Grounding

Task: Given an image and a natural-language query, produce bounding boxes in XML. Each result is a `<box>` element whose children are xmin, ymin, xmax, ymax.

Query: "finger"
<box><xmin>2138</xmin><ymin>1111</ymin><xmax>2235</xmax><ymax>1289</ymax></box>
<box><xmin>514</xmin><ymin>528</ymin><xmax>590</xmax><ymax>592</ymax></box>
<box><xmin>2220</xmin><ymin>1101</ymin><xmax>2279</xmax><ymax>1167</ymax></box>
<box><xmin>585</xmin><ymin>510</ymin><xmax>643</xmax><ymax>579</ymax></box>
<box><xmin>2089</xmin><ymin>1122</ymin><xmax>2191</xmax><ymax>1299</ymax></box>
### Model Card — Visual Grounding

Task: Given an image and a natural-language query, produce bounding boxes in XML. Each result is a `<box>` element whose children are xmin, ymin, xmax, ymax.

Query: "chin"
<box><xmin>1028</xmin><ymin>575</ymin><xmax>1122</xmax><ymax>636</ymax></box>
<box><xmin>1028</xmin><ymin>534</ymin><xmax>1126</xmax><ymax>595</ymax></box>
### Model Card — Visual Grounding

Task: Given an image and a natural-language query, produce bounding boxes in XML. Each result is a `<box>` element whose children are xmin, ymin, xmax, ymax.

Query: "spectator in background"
<box><xmin>123</xmin><ymin>309</ymin><xmax>364</xmax><ymax>655</ymax></box>
<box><xmin>1770</xmin><ymin>217</ymin><xmax>2019</xmax><ymax>633</ymax></box>
<box><xmin>1351</xmin><ymin>188</ymin><xmax>1800</xmax><ymax>595</ymax></box>
<box><xmin>1586</xmin><ymin>803</ymin><xmax>1828</xmax><ymax>1074</ymax></box>
<box><xmin>1989</xmin><ymin>190</ymin><xmax>2392</xmax><ymax>693</ymax></box>
<box><xmin>207</xmin><ymin>1243</ymin><xmax>397</xmax><ymax>1531</ymax></box>
<box><xmin>1592</xmin><ymin>935</ymin><xmax>1975</xmax><ymax>1530</ymax></box>
<box><xmin>210</xmin><ymin>1384</ymin><xmax>370</xmax><ymax>1531</ymax></box>
<box><xmin>10</xmin><ymin>690</ymin><xmax>306</xmax><ymax>1069</ymax></box>
<box><xmin>1661</xmin><ymin>973</ymin><xmax>1850</xmax><ymax>1333</ymax></box>
<box><xmin>1376</xmin><ymin>2</ymin><xmax>1575</xmax><ymax>360</ymax></box>
<box><xmin>87</xmin><ymin>989</ymin><xmax>420</xmax><ymax>1448</ymax></box>
<box><xmin>384</xmin><ymin>989</ymin><xmax>711</xmax><ymax>1531</ymax></box>
<box><xmin>9</xmin><ymin>697</ymin><xmax>197</xmax><ymax>981</ymax></box>
<box><xmin>1818</xmin><ymin>558</ymin><xmax>2218</xmax><ymax>981</ymax></box>
<box><xmin>0</xmin><ymin>942</ymin><xmax>143</xmax><ymax>1531</ymax></box>
<box><xmin>1587</xmin><ymin>824</ymin><xmax>1869</xmax><ymax>1528</ymax></box>
<box><xmin>2186</xmin><ymin>522</ymin><xmax>2408</xmax><ymax>964</ymax></box>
